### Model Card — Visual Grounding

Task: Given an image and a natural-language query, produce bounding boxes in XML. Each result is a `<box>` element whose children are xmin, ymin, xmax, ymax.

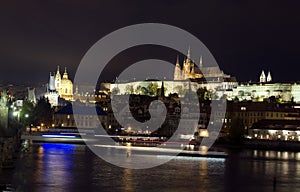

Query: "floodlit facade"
<box><xmin>109</xmin><ymin>48</ymin><xmax>238</xmax><ymax>97</ymax></box>
<box><xmin>229</xmin><ymin>82</ymin><xmax>300</xmax><ymax>103</ymax></box>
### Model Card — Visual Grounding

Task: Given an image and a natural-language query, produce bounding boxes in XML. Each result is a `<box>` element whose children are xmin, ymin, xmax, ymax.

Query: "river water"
<box><xmin>1</xmin><ymin>142</ymin><xmax>300</xmax><ymax>192</ymax></box>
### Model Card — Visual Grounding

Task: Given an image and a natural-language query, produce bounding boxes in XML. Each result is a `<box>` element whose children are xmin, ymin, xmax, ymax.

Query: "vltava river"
<box><xmin>1</xmin><ymin>143</ymin><xmax>300</xmax><ymax>192</ymax></box>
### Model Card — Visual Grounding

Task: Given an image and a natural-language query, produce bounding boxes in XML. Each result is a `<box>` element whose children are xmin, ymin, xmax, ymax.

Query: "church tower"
<box><xmin>267</xmin><ymin>71</ymin><xmax>272</xmax><ymax>82</ymax></box>
<box><xmin>260</xmin><ymin>70</ymin><xmax>266</xmax><ymax>83</ymax></box>
<box><xmin>60</xmin><ymin>67</ymin><xmax>73</xmax><ymax>100</ymax></box>
<box><xmin>55</xmin><ymin>66</ymin><xmax>62</xmax><ymax>95</ymax></box>
<box><xmin>49</xmin><ymin>72</ymin><xmax>56</xmax><ymax>91</ymax></box>
<box><xmin>174</xmin><ymin>56</ymin><xmax>182</xmax><ymax>80</ymax></box>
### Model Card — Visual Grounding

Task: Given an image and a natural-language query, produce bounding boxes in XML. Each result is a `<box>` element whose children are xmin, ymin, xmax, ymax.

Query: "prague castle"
<box><xmin>173</xmin><ymin>48</ymin><xmax>203</xmax><ymax>80</ymax></box>
<box><xmin>110</xmin><ymin>48</ymin><xmax>238</xmax><ymax>96</ymax></box>
<box><xmin>174</xmin><ymin>48</ymin><xmax>229</xmax><ymax>81</ymax></box>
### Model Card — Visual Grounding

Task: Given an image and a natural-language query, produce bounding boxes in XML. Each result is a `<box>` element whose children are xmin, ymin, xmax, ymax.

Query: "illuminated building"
<box><xmin>229</xmin><ymin>71</ymin><xmax>300</xmax><ymax>103</ymax></box>
<box><xmin>45</xmin><ymin>66</ymin><xmax>73</xmax><ymax>106</ymax></box>
<box><xmin>109</xmin><ymin>48</ymin><xmax>238</xmax><ymax>97</ymax></box>
<box><xmin>249</xmin><ymin>119</ymin><xmax>300</xmax><ymax>141</ymax></box>
<box><xmin>55</xmin><ymin>66</ymin><xmax>73</xmax><ymax>100</ymax></box>
<box><xmin>44</xmin><ymin>72</ymin><xmax>59</xmax><ymax>107</ymax></box>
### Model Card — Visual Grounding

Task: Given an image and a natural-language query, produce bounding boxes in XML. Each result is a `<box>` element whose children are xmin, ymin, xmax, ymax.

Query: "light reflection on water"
<box><xmin>2</xmin><ymin>143</ymin><xmax>300</xmax><ymax>191</ymax></box>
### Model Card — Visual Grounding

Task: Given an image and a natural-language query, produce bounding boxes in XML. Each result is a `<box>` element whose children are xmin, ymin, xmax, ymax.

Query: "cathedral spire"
<box><xmin>176</xmin><ymin>55</ymin><xmax>180</xmax><ymax>66</ymax></box>
<box><xmin>174</xmin><ymin>56</ymin><xmax>182</xmax><ymax>80</ymax></box>
<box><xmin>187</xmin><ymin>46</ymin><xmax>191</xmax><ymax>60</ymax></box>
<box><xmin>199</xmin><ymin>56</ymin><xmax>203</xmax><ymax>68</ymax></box>
<box><xmin>191</xmin><ymin>64</ymin><xmax>195</xmax><ymax>74</ymax></box>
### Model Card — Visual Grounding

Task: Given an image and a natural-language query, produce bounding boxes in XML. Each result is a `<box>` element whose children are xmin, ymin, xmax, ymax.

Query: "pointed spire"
<box><xmin>55</xmin><ymin>66</ymin><xmax>61</xmax><ymax>80</ymax></box>
<box><xmin>63</xmin><ymin>67</ymin><xmax>68</xmax><ymax>79</ymax></box>
<box><xmin>199</xmin><ymin>56</ymin><xmax>203</xmax><ymax>68</ymax></box>
<box><xmin>176</xmin><ymin>55</ymin><xmax>180</xmax><ymax>66</ymax></box>
<box><xmin>174</xmin><ymin>56</ymin><xmax>182</xmax><ymax>80</ymax></box>
<box><xmin>187</xmin><ymin>46</ymin><xmax>191</xmax><ymax>59</ymax></box>
<box><xmin>191</xmin><ymin>64</ymin><xmax>195</xmax><ymax>74</ymax></box>
<box><xmin>267</xmin><ymin>71</ymin><xmax>272</xmax><ymax>82</ymax></box>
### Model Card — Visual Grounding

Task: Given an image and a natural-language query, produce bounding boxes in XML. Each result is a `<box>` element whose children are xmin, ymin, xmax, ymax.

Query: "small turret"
<box><xmin>187</xmin><ymin>46</ymin><xmax>191</xmax><ymax>60</ymax></box>
<box><xmin>63</xmin><ymin>67</ymin><xmax>68</xmax><ymax>79</ymax></box>
<box><xmin>260</xmin><ymin>70</ymin><xmax>266</xmax><ymax>83</ymax></box>
<box><xmin>174</xmin><ymin>56</ymin><xmax>182</xmax><ymax>80</ymax></box>
<box><xmin>267</xmin><ymin>71</ymin><xmax>272</xmax><ymax>82</ymax></box>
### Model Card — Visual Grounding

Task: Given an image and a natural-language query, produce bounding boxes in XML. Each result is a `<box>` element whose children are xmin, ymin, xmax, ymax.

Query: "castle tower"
<box><xmin>28</xmin><ymin>88</ymin><xmax>36</xmax><ymax>104</ymax></box>
<box><xmin>49</xmin><ymin>72</ymin><xmax>56</xmax><ymax>91</ymax></box>
<box><xmin>260</xmin><ymin>70</ymin><xmax>266</xmax><ymax>83</ymax></box>
<box><xmin>174</xmin><ymin>56</ymin><xmax>182</xmax><ymax>80</ymax></box>
<box><xmin>55</xmin><ymin>66</ymin><xmax>62</xmax><ymax>94</ymax></box>
<box><xmin>267</xmin><ymin>71</ymin><xmax>272</xmax><ymax>82</ymax></box>
<box><xmin>187</xmin><ymin>46</ymin><xmax>191</xmax><ymax>60</ymax></box>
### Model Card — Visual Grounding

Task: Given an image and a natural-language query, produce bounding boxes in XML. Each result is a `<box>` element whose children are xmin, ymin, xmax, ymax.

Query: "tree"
<box><xmin>20</xmin><ymin>100</ymin><xmax>35</xmax><ymax>127</ymax></box>
<box><xmin>135</xmin><ymin>85</ymin><xmax>142</xmax><ymax>95</ymax></box>
<box><xmin>111</xmin><ymin>87</ymin><xmax>120</xmax><ymax>95</ymax></box>
<box><xmin>147</xmin><ymin>82</ymin><xmax>158</xmax><ymax>96</ymax></box>
<box><xmin>197</xmin><ymin>88</ymin><xmax>211</xmax><ymax>102</ymax></box>
<box><xmin>125</xmin><ymin>85</ymin><xmax>134</xmax><ymax>94</ymax></box>
<box><xmin>174</xmin><ymin>85</ymin><xmax>186</xmax><ymax>96</ymax></box>
<box><xmin>140</xmin><ymin>87</ymin><xmax>148</xmax><ymax>95</ymax></box>
<box><xmin>32</xmin><ymin>97</ymin><xmax>53</xmax><ymax>127</ymax></box>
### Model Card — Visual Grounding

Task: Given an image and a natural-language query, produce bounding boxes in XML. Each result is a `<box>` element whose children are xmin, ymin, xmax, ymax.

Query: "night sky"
<box><xmin>1</xmin><ymin>1</ymin><xmax>300</xmax><ymax>85</ymax></box>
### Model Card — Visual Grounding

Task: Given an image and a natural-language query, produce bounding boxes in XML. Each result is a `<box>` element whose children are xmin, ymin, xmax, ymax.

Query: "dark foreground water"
<box><xmin>1</xmin><ymin>143</ymin><xmax>300</xmax><ymax>192</ymax></box>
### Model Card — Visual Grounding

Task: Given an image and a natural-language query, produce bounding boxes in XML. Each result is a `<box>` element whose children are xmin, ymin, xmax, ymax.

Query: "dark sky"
<box><xmin>0</xmin><ymin>0</ymin><xmax>300</xmax><ymax>85</ymax></box>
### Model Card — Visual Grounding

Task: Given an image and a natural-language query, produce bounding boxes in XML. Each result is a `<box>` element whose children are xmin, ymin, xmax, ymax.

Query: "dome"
<box><xmin>61</xmin><ymin>78</ymin><xmax>72</xmax><ymax>85</ymax></box>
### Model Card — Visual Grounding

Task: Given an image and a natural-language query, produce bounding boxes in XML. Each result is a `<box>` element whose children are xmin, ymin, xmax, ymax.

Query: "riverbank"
<box><xmin>213</xmin><ymin>139</ymin><xmax>300</xmax><ymax>152</ymax></box>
